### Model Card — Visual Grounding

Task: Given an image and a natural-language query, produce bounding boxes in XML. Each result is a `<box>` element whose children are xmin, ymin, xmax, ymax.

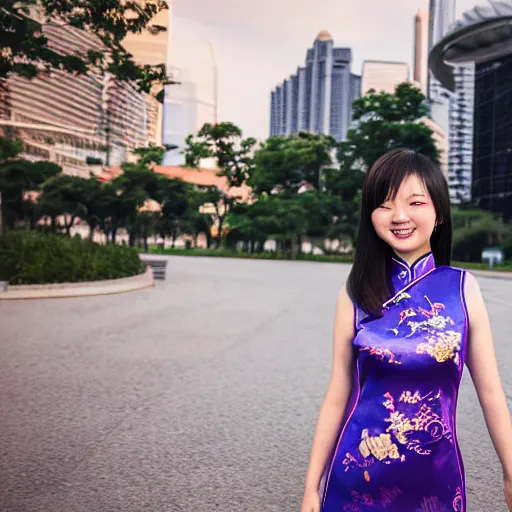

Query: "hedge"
<box><xmin>0</xmin><ymin>231</ymin><xmax>145</xmax><ymax>285</ymax></box>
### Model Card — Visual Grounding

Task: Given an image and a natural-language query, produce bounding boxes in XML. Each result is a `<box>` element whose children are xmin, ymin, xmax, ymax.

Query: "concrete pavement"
<box><xmin>0</xmin><ymin>256</ymin><xmax>510</xmax><ymax>511</ymax></box>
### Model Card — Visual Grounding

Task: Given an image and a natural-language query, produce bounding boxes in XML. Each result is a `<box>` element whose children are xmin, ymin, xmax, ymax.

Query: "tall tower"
<box><xmin>413</xmin><ymin>9</ymin><xmax>429</xmax><ymax>93</ymax></box>
<box><xmin>448</xmin><ymin>64</ymin><xmax>475</xmax><ymax>203</ymax></box>
<box><xmin>161</xmin><ymin>9</ymin><xmax>218</xmax><ymax>166</ymax></box>
<box><xmin>426</xmin><ymin>0</ymin><xmax>456</xmax><ymax>138</ymax></box>
<box><xmin>270</xmin><ymin>31</ymin><xmax>360</xmax><ymax>141</ymax></box>
<box><xmin>427</xmin><ymin>0</ymin><xmax>456</xmax><ymax>112</ymax></box>
<box><xmin>121</xmin><ymin>2</ymin><xmax>170</xmax><ymax>147</ymax></box>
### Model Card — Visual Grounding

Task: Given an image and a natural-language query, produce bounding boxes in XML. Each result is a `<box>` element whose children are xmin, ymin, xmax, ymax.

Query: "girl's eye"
<box><xmin>411</xmin><ymin>202</ymin><xmax>425</xmax><ymax>206</ymax></box>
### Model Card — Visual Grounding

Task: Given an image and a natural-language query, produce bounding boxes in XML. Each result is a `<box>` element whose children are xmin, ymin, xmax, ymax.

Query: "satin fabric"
<box><xmin>320</xmin><ymin>252</ymin><xmax>468</xmax><ymax>512</ymax></box>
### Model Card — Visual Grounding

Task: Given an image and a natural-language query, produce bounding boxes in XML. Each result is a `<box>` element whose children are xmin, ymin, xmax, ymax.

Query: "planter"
<box><xmin>0</xmin><ymin>266</ymin><xmax>154</xmax><ymax>300</ymax></box>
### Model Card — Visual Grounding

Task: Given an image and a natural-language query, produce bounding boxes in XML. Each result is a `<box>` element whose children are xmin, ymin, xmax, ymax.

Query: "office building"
<box><xmin>161</xmin><ymin>15</ymin><xmax>218</xmax><ymax>166</ymax></box>
<box><xmin>0</xmin><ymin>22</ymin><xmax>159</xmax><ymax>176</ymax></box>
<box><xmin>270</xmin><ymin>31</ymin><xmax>361</xmax><ymax>142</ymax></box>
<box><xmin>413</xmin><ymin>8</ymin><xmax>429</xmax><ymax>95</ymax></box>
<box><xmin>429</xmin><ymin>0</ymin><xmax>512</xmax><ymax>219</ymax></box>
<box><xmin>122</xmin><ymin>3</ymin><xmax>171</xmax><ymax>147</ymax></box>
<box><xmin>448</xmin><ymin>64</ymin><xmax>475</xmax><ymax>203</ymax></box>
<box><xmin>361</xmin><ymin>61</ymin><xmax>409</xmax><ymax>95</ymax></box>
<box><xmin>427</xmin><ymin>0</ymin><xmax>456</xmax><ymax>134</ymax></box>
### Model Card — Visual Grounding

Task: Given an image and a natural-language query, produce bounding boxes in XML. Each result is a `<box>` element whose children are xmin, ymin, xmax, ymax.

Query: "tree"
<box><xmin>451</xmin><ymin>207</ymin><xmax>509</xmax><ymax>262</ymax></box>
<box><xmin>156</xmin><ymin>178</ymin><xmax>191</xmax><ymax>248</ymax></box>
<box><xmin>178</xmin><ymin>187</ymin><xmax>214</xmax><ymax>248</ymax></box>
<box><xmin>250</xmin><ymin>132</ymin><xmax>337</xmax><ymax>196</ymax></box>
<box><xmin>0</xmin><ymin>136</ymin><xmax>61</xmax><ymax>231</ymax></box>
<box><xmin>38</xmin><ymin>175</ymin><xmax>90</xmax><ymax>234</ymax></box>
<box><xmin>131</xmin><ymin>143</ymin><xmax>175</xmax><ymax>167</ymax></box>
<box><xmin>1</xmin><ymin>0</ymin><xmax>170</xmax><ymax>94</ymax></box>
<box><xmin>346</xmin><ymin>82</ymin><xmax>439</xmax><ymax>171</ymax></box>
<box><xmin>184</xmin><ymin>122</ymin><xmax>257</xmax><ymax>245</ymax></box>
<box><xmin>110</xmin><ymin>165</ymin><xmax>162</xmax><ymax>246</ymax></box>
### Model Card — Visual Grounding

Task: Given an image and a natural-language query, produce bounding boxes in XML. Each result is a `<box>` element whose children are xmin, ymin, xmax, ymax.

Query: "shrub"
<box><xmin>0</xmin><ymin>231</ymin><xmax>145</xmax><ymax>284</ymax></box>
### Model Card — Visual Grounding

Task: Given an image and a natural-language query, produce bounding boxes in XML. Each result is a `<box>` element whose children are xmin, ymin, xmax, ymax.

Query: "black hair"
<box><xmin>346</xmin><ymin>148</ymin><xmax>452</xmax><ymax>317</ymax></box>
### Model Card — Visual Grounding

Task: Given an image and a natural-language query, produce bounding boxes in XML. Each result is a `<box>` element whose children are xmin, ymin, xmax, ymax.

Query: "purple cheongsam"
<box><xmin>320</xmin><ymin>252</ymin><xmax>468</xmax><ymax>512</ymax></box>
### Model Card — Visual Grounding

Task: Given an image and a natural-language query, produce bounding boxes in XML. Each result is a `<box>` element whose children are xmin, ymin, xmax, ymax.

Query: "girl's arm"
<box><xmin>303</xmin><ymin>283</ymin><xmax>356</xmax><ymax>494</ymax></box>
<box><xmin>464</xmin><ymin>272</ymin><xmax>512</xmax><ymax>480</ymax></box>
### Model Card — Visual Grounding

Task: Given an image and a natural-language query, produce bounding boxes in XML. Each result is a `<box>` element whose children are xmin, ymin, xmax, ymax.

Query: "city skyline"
<box><xmin>269</xmin><ymin>31</ymin><xmax>360</xmax><ymax>141</ymax></box>
<box><xmin>172</xmin><ymin>0</ymin><xmax>479</xmax><ymax>142</ymax></box>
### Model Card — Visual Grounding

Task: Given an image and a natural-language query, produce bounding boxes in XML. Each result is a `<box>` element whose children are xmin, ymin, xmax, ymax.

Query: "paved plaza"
<box><xmin>0</xmin><ymin>256</ymin><xmax>511</xmax><ymax>511</ymax></box>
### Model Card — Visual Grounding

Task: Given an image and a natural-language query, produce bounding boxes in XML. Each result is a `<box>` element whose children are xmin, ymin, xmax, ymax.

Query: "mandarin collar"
<box><xmin>391</xmin><ymin>251</ymin><xmax>436</xmax><ymax>290</ymax></box>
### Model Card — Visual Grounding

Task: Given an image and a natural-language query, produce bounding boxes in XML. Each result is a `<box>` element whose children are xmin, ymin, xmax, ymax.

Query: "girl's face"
<box><xmin>370</xmin><ymin>173</ymin><xmax>437</xmax><ymax>264</ymax></box>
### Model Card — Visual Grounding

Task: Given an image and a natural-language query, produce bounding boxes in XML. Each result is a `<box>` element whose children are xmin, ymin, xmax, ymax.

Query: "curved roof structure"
<box><xmin>429</xmin><ymin>0</ymin><xmax>512</xmax><ymax>91</ymax></box>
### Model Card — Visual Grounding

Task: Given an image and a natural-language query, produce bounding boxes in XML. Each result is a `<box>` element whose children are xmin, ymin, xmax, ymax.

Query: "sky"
<box><xmin>170</xmin><ymin>0</ymin><xmax>482</xmax><ymax>143</ymax></box>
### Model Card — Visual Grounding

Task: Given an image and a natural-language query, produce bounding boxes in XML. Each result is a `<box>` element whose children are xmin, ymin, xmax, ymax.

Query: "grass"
<box><xmin>148</xmin><ymin>246</ymin><xmax>512</xmax><ymax>272</ymax></box>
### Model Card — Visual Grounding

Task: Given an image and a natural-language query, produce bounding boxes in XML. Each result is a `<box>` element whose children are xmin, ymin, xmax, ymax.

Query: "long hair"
<box><xmin>347</xmin><ymin>148</ymin><xmax>452</xmax><ymax>317</ymax></box>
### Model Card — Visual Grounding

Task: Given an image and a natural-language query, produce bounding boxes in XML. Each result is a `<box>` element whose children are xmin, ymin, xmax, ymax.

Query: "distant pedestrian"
<box><xmin>300</xmin><ymin>148</ymin><xmax>512</xmax><ymax>512</ymax></box>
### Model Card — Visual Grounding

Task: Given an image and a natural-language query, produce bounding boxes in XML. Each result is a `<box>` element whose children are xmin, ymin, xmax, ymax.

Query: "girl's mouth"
<box><xmin>391</xmin><ymin>228</ymin><xmax>415</xmax><ymax>239</ymax></box>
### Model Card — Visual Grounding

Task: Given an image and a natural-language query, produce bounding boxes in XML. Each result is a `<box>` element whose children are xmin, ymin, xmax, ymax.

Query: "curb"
<box><xmin>469</xmin><ymin>269</ymin><xmax>512</xmax><ymax>280</ymax></box>
<box><xmin>0</xmin><ymin>266</ymin><xmax>154</xmax><ymax>300</ymax></box>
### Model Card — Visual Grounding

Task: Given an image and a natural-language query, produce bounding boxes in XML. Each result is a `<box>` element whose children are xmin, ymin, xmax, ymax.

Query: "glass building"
<box><xmin>472</xmin><ymin>55</ymin><xmax>512</xmax><ymax>219</ymax></box>
<box><xmin>270</xmin><ymin>31</ymin><xmax>361</xmax><ymax>142</ymax></box>
<box><xmin>429</xmin><ymin>0</ymin><xmax>512</xmax><ymax>219</ymax></box>
<box><xmin>448</xmin><ymin>64</ymin><xmax>475</xmax><ymax>204</ymax></box>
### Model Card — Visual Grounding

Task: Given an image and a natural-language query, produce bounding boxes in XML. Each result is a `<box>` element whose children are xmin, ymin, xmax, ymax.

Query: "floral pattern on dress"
<box><xmin>383</xmin><ymin>389</ymin><xmax>453</xmax><ymax>454</ymax></box>
<box><xmin>341</xmin><ymin>486</ymin><xmax>404</xmax><ymax>511</ymax></box>
<box><xmin>342</xmin><ymin>388</ymin><xmax>452</xmax><ymax>474</ymax></box>
<box><xmin>383</xmin><ymin>294</ymin><xmax>462</xmax><ymax>366</ymax></box>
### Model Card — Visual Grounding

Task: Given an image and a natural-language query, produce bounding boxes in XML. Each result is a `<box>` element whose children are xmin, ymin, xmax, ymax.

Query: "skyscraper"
<box><xmin>270</xmin><ymin>31</ymin><xmax>361</xmax><ymax>142</ymax></box>
<box><xmin>427</xmin><ymin>0</ymin><xmax>455</xmax><ymax>134</ymax></box>
<box><xmin>361</xmin><ymin>61</ymin><xmax>409</xmax><ymax>95</ymax></box>
<box><xmin>162</xmin><ymin>14</ymin><xmax>218</xmax><ymax>166</ymax></box>
<box><xmin>425</xmin><ymin>0</ymin><xmax>475</xmax><ymax>203</ymax></box>
<box><xmin>413</xmin><ymin>8</ymin><xmax>429</xmax><ymax>94</ymax></box>
<box><xmin>429</xmin><ymin>0</ymin><xmax>512</xmax><ymax>219</ymax></box>
<box><xmin>448</xmin><ymin>64</ymin><xmax>475</xmax><ymax>203</ymax></box>
<box><xmin>121</xmin><ymin>2</ymin><xmax>170</xmax><ymax>146</ymax></box>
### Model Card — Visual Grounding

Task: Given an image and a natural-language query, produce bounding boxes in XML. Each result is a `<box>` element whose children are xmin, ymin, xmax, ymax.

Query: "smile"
<box><xmin>391</xmin><ymin>228</ymin><xmax>415</xmax><ymax>238</ymax></box>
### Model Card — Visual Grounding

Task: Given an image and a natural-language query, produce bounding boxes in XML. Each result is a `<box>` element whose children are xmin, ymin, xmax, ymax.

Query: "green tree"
<box><xmin>110</xmin><ymin>165</ymin><xmax>161</xmax><ymax>246</ymax></box>
<box><xmin>250</xmin><ymin>132</ymin><xmax>337</xmax><ymax>196</ymax></box>
<box><xmin>178</xmin><ymin>187</ymin><xmax>214</xmax><ymax>248</ymax></box>
<box><xmin>131</xmin><ymin>143</ymin><xmax>176</xmax><ymax>167</ymax></box>
<box><xmin>346</xmin><ymin>82</ymin><xmax>439</xmax><ymax>171</ymax></box>
<box><xmin>38</xmin><ymin>175</ymin><xmax>90</xmax><ymax>234</ymax></box>
<box><xmin>156</xmin><ymin>178</ymin><xmax>191</xmax><ymax>248</ymax></box>
<box><xmin>0</xmin><ymin>136</ymin><xmax>61</xmax><ymax>231</ymax></box>
<box><xmin>184</xmin><ymin>122</ymin><xmax>256</xmax><ymax>245</ymax></box>
<box><xmin>451</xmin><ymin>207</ymin><xmax>508</xmax><ymax>262</ymax></box>
<box><xmin>1</xmin><ymin>0</ymin><xmax>170</xmax><ymax>93</ymax></box>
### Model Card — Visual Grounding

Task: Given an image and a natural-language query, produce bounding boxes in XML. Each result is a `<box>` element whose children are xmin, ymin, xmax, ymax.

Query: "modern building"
<box><xmin>161</xmin><ymin>15</ymin><xmax>218</xmax><ymax>166</ymax></box>
<box><xmin>0</xmin><ymin>22</ymin><xmax>159</xmax><ymax>176</ymax></box>
<box><xmin>121</xmin><ymin>3</ymin><xmax>171</xmax><ymax>147</ymax></box>
<box><xmin>413</xmin><ymin>8</ymin><xmax>430</xmax><ymax>95</ymax></box>
<box><xmin>448</xmin><ymin>64</ymin><xmax>475</xmax><ymax>203</ymax></box>
<box><xmin>420</xmin><ymin>116</ymin><xmax>449</xmax><ymax>179</ymax></box>
<box><xmin>269</xmin><ymin>31</ymin><xmax>361</xmax><ymax>142</ymax></box>
<box><xmin>427</xmin><ymin>0</ymin><xmax>456</xmax><ymax>135</ymax></box>
<box><xmin>429</xmin><ymin>0</ymin><xmax>512</xmax><ymax>219</ymax></box>
<box><xmin>361</xmin><ymin>60</ymin><xmax>409</xmax><ymax>95</ymax></box>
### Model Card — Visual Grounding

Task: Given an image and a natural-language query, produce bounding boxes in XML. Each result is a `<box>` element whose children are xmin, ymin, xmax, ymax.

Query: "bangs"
<box><xmin>365</xmin><ymin>150</ymin><xmax>431</xmax><ymax>212</ymax></box>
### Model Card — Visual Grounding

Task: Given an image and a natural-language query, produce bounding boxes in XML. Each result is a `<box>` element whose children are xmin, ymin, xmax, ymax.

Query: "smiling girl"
<box><xmin>301</xmin><ymin>148</ymin><xmax>512</xmax><ymax>512</ymax></box>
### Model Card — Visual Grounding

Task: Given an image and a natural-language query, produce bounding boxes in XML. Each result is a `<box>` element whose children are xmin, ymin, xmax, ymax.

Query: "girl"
<box><xmin>301</xmin><ymin>148</ymin><xmax>512</xmax><ymax>512</ymax></box>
